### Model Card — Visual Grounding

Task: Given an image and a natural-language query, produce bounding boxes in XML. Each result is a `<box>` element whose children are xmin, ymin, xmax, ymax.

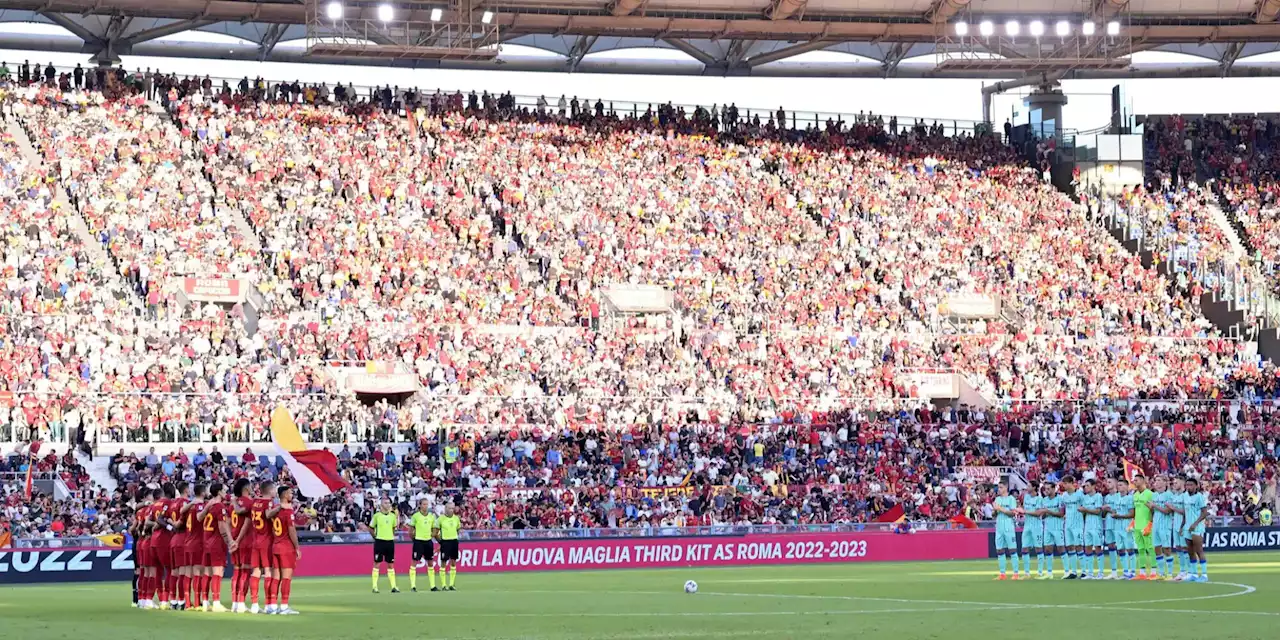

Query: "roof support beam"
<box><xmin>746</xmin><ymin>38</ymin><xmax>833</xmax><ymax>67</ymax></box>
<box><xmin>662</xmin><ymin>37</ymin><xmax>717</xmax><ymax>66</ymax></box>
<box><xmin>565</xmin><ymin>34</ymin><xmax>598</xmax><ymax>71</ymax></box>
<box><xmin>766</xmin><ymin>0</ymin><xmax>806</xmax><ymax>21</ymax></box>
<box><xmin>257</xmin><ymin>23</ymin><xmax>286</xmax><ymax>61</ymax></box>
<box><xmin>1092</xmin><ymin>0</ymin><xmax>1129</xmax><ymax>19</ymax></box>
<box><xmin>39</xmin><ymin>10</ymin><xmax>102</xmax><ymax>44</ymax></box>
<box><xmin>1219</xmin><ymin>41</ymin><xmax>1245</xmax><ymax>75</ymax></box>
<box><xmin>121</xmin><ymin>17</ymin><xmax>215</xmax><ymax>46</ymax></box>
<box><xmin>610</xmin><ymin>0</ymin><xmax>644</xmax><ymax>17</ymax></box>
<box><xmin>880</xmin><ymin>41</ymin><xmax>910</xmax><ymax>76</ymax></box>
<box><xmin>925</xmin><ymin>0</ymin><xmax>970</xmax><ymax>24</ymax></box>
<box><xmin>1258</xmin><ymin>0</ymin><xmax>1280</xmax><ymax>22</ymax></box>
<box><xmin>724</xmin><ymin>38</ymin><xmax>750</xmax><ymax>65</ymax></box>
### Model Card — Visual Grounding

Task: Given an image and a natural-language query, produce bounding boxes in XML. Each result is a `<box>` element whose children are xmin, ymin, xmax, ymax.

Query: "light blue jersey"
<box><xmin>994</xmin><ymin>495</ymin><xmax>1018</xmax><ymax>551</ymax></box>
<box><xmin>1062</xmin><ymin>488</ymin><xmax>1085</xmax><ymax>546</ymax></box>
<box><xmin>1170</xmin><ymin>491</ymin><xmax>1187</xmax><ymax>545</ymax></box>
<box><xmin>1041</xmin><ymin>494</ymin><xmax>1065</xmax><ymax>547</ymax></box>
<box><xmin>1152</xmin><ymin>490</ymin><xmax>1173</xmax><ymax>547</ymax></box>
<box><xmin>1083</xmin><ymin>493</ymin><xmax>1104</xmax><ymax>532</ymax></box>
<box><xmin>1021</xmin><ymin>495</ymin><xmax>1042</xmax><ymax>547</ymax></box>
<box><xmin>1102</xmin><ymin>492</ymin><xmax>1117</xmax><ymax>538</ymax></box>
<box><xmin>1185</xmin><ymin>492</ymin><xmax>1209</xmax><ymax>537</ymax></box>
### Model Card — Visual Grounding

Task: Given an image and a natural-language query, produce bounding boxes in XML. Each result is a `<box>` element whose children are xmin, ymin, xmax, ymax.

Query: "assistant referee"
<box><xmin>368</xmin><ymin>498</ymin><xmax>399</xmax><ymax>594</ymax></box>
<box><xmin>438</xmin><ymin>504</ymin><xmax>462</xmax><ymax>591</ymax></box>
<box><xmin>408</xmin><ymin>499</ymin><xmax>437</xmax><ymax>592</ymax></box>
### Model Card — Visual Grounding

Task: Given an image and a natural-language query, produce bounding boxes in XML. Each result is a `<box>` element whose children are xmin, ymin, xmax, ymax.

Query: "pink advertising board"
<box><xmin>293</xmin><ymin>530</ymin><xmax>989</xmax><ymax>576</ymax></box>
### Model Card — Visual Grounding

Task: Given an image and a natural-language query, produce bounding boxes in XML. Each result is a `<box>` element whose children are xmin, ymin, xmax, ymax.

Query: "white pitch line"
<box><xmin>319</xmin><ymin>605</ymin><xmax>1024</xmax><ymax>619</ymax></box>
<box><xmin>1104</xmin><ymin>581</ymin><xmax>1256</xmax><ymax>606</ymax></box>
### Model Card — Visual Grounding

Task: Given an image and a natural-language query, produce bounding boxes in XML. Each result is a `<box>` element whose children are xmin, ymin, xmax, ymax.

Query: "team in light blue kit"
<box><xmin>1018</xmin><ymin>484</ymin><xmax>1043</xmax><ymax>579</ymax></box>
<box><xmin>993</xmin><ymin>474</ymin><xmax>1211</xmax><ymax>583</ymax></box>
<box><xmin>1079</xmin><ymin>480</ymin><xmax>1105</xmax><ymax>579</ymax></box>
<box><xmin>1105</xmin><ymin>478</ymin><xmax>1137</xmax><ymax>579</ymax></box>
<box><xmin>1039</xmin><ymin>482</ymin><xmax>1065</xmax><ymax>579</ymax></box>
<box><xmin>1060</xmin><ymin>476</ymin><xmax>1086</xmax><ymax>579</ymax></box>
<box><xmin>992</xmin><ymin>484</ymin><xmax>1020</xmax><ymax>580</ymax></box>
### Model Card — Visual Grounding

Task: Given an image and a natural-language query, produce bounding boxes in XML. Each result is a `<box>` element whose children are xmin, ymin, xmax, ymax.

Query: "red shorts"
<box><xmin>185</xmin><ymin>542</ymin><xmax>203</xmax><ymax>568</ymax></box>
<box><xmin>249</xmin><ymin>545</ymin><xmax>272</xmax><ymax>569</ymax></box>
<box><xmin>135</xmin><ymin>541</ymin><xmax>151</xmax><ymax>568</ymax></box>
<box><xmin>203</xmin><ymin>544</ymin><xmax>227</xmax><ymax>568</ymax></box>
<box><xmin>153</xmin><ymin>535</ymin><xmax>173</xmax><ymax>569</ymax></box>
<box><xmin>272</xmin><ymin>550</ymin><xmax>296</xmax><ymax>570</ymax></box>
<box><xmin>170</xmin><ymin>535</ymin><xmax>186</xmax><ymax>564</ymax></box>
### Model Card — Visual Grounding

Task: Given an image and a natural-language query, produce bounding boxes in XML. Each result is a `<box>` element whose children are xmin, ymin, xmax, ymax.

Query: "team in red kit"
<box><xmin>129</xmin><ymin>479</ymin><xmax>302</xmax><ymax>614</ymax></box>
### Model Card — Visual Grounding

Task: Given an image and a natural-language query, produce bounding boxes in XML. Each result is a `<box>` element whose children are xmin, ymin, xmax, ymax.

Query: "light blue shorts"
<box><xmin>1153</xmin><ymin>523</ymin><xmax>1173</xmax><ymax>548</ymax></box>
<box><xmin>995</xmin><ymin>530</ymin><xmax>1018</xmax><ymax>551</ymax></box>
<box><xmin>1043</xmin><ymin>525</ymin><xmax>1065</xmax><ymax>548</ymax></box>
<box><xmin>1021</xmin><ymin>525</ymin><xmax>1042</xmax><ymax>549</ymax></box>
<box><xmin>1065</xmin><ymin>527</ymin><xmax>1085</xmax><ymax>547</ymax></box>
<box><xmin>1084</xmin><ymin>529</ymin><xmax>1103</xmax><ymax>547</ymax></box>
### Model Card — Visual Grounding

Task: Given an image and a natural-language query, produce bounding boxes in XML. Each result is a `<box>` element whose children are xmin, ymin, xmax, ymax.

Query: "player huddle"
<box><xmin>992</xmin><ymin>474</ymin><xmax>1210</xmax><ymax>582</ymax></box>
<box><xmin>130</xmin><ymin>478</ymin><xmax>302</xmax><ymax>614</ymax></box>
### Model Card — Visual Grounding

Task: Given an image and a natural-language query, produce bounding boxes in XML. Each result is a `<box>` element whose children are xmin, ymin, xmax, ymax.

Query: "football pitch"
<box><xmin>6</xmin><ymin>553</ymin><xmax>1280</xmax><ymax>640</ymax></box>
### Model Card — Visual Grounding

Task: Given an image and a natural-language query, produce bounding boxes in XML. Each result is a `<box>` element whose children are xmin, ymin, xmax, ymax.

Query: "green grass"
<box><xmin>6</xmin><ymin>554</ymin><xmax>1280</xmax><ymax>639</ymax></box>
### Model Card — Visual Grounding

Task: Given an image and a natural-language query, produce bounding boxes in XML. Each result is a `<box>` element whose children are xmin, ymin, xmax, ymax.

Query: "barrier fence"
<box><xmin>3</xmin><ymin>523</ymin><xmax>1276</xmax><ymax>584</ymax></box>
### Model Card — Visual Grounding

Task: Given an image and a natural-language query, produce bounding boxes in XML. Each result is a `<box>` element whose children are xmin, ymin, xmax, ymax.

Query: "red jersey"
<box><xmin>151</xmin><ymin>499</ymin><xmax>172</xmax><ymax>542</ymax></box>
<box><xmin>135</xmin><ymin>503</ymin><xmax>153</xmax><ymax>542</ymax></box>
<box><xmin>270</xmin><ymin>507</ymin><xmax>296</xmax><ymax>554</ymax></box>
<box><xmin>202</xmin><ymin>502</ymin><xmax>231</xmax><ymax>549</ymax></box>
<box><xmin>168</xmin><ymin>498</ymin><xmax>189</xmax><ymax>539</ymax></box>
<box><xmin>250</xmin><ymin>498</ymin><xmax>273</xmax><ymax>548</ymax></box>
<box><xmin>233</xmin><ymin>495</ymin><xmax>254</xmax><ymax>545</ymax></box>
<box><xmin>183</xmin><ymin>502</ymin><xmax>203</xmax><ymax>543</ymax></box>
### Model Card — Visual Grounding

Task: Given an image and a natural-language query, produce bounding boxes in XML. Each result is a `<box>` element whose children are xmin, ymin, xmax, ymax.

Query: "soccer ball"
<box><xmin>684</xmin><ymin>580</ymin><xmax>698</xmax><ymax>594</ymax></box>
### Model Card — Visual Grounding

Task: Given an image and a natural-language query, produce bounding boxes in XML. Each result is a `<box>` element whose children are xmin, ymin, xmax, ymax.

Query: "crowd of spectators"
<box><xmin>1144</xmin><ymin>114</ymin><xmax>1280</xmax><ymax>295</ymax></box>
<box><xmin>2</xmin><ymin>70</ymin><xmax>1280</xmax><ymax>544</ymax></box>
<box><xmin>6</xmin><ymin>401</ymin><xmax>1280</xmax><ymax>540</ymax></box>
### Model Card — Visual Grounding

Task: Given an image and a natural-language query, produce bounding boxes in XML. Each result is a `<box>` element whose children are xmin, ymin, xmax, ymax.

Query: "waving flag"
<box><xmin>270</xmin><ymin>406</ymin><xmax>349</xmax><ymax>499</ymax></box>
<box><xmin>23</xmin><ymin>440</ymin><xmax>42</xmax><ymax>499</ymax></box>
<box><xmin>94</xmin><ymin>533</ymin><xmax>125</xmax><ymax>548</ymax></box>
<box><xmin>1122</xmin><ymin>458</ymin><xmax>1145</xmax><ymax>486</ymax></box>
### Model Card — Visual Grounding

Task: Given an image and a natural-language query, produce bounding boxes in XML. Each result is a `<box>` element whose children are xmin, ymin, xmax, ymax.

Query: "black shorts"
<box><xmin>439</xmin><ymin>539</ymin><xmax>459</xmax><ymax>562</ymax></box>
<box><xmin>412</xmin><ymin>540</ymin><xmax>434</xmax><ymax>562</ymax></box>
<box><xmin>373</xmin><ymin>539</ymin><xmax>396</xmax><ymax>563</ymax></box>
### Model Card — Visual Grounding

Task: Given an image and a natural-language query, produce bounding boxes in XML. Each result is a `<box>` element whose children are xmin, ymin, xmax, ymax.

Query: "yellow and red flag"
<box><xmin>270</xmin><ymin>406</ymin><xmax>349</xmax><ymax>499</ymax></box>
<box><xmin>1122</xmin><ymin>458</ymin><xmax>1145</xmax><ymax>485</ymax></box>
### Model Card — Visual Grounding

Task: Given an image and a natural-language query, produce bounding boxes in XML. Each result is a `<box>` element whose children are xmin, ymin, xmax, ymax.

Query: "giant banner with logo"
<box><xmin>291</xmin><ymin>530</ymin><xmax>990</xmax><ymax>577</ymax></box>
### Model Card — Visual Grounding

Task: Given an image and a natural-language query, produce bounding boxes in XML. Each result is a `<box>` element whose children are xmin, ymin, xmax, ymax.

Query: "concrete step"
<box><xmin>76</xmin><ymin>447</ymin><xmax>118</xmax><ymax>494</ymax></box>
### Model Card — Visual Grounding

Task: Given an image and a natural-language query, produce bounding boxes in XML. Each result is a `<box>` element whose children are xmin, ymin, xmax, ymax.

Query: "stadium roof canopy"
<box><xmin>4</xmin><ymin>0</ymin><xmax>1280</xmax><ymax>78</ymax></box>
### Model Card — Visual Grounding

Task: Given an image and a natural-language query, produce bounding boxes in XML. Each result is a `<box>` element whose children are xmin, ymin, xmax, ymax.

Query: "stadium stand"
<box><xmin>2</xmin><ymin>68</ymin><xmax>1279</xmax><ymax>544</ymax></box>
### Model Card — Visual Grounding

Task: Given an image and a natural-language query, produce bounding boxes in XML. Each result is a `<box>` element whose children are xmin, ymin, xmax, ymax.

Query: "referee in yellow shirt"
<box><xmin>437</xmin><ymin>504</ymin><xmax>463</xmax><ymax>591</ymax></box>
<box><xmin>408</xmin><ymin>499</ymin><xmax>437</xmax><ymax>592</ymax></box>
<box><xmin>366</xmin><ymin>498</ymin><xmax>399</xmax><ymax>594</ymax></box>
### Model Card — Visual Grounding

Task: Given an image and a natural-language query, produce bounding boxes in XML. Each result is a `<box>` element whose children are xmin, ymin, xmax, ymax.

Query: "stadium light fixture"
<box><xmin>1082</xmin><ymin>20</ymin><xmax>1096</xmax><ymax>36</ymax></box>
<box><xmin>979</xmin><ymin>20</ymin><xmax>994</xmax><ymax>37</ymax></box>
<box><xmin>431</xmin><ymin>7</ymin><xmax>443</xmax><ymax>21</ymax></box>
<box><xmin>1107</xmin><ymin>20</ymin><xmax>1120</xmax><ymax>36</ymax></box>
<box><xmin>1055</xmin><ymin>20</ymin><xmax>1070</xmax><ymax>37</ymax></box>
<box><xmin>1004</xmin><ymin>20</ymin><xmax>1020</xmax><ymax>37</ymax></box>
<box><xmin>325</xmin><ymin>1</ymin><xmax>343</xmax><ymax>20</ymax></box>
<box><xmin>482</xmin><ymin>10</ymin><xmax>494</xmax><ymax>24</ymax></box>
<box><xmin>954</xmin><ymin>21</ymin><xmax>968</xmax><ymax>36</ymax></box>
<box><xmin>377</xmin><ymin>3</ymin><xmax>393</xmax><ymax>22</ymax></box>
<box><xmin>1029</xmin><ymin>20</ymin><xmax>1044</xmax><ymax>38</ymax></box>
